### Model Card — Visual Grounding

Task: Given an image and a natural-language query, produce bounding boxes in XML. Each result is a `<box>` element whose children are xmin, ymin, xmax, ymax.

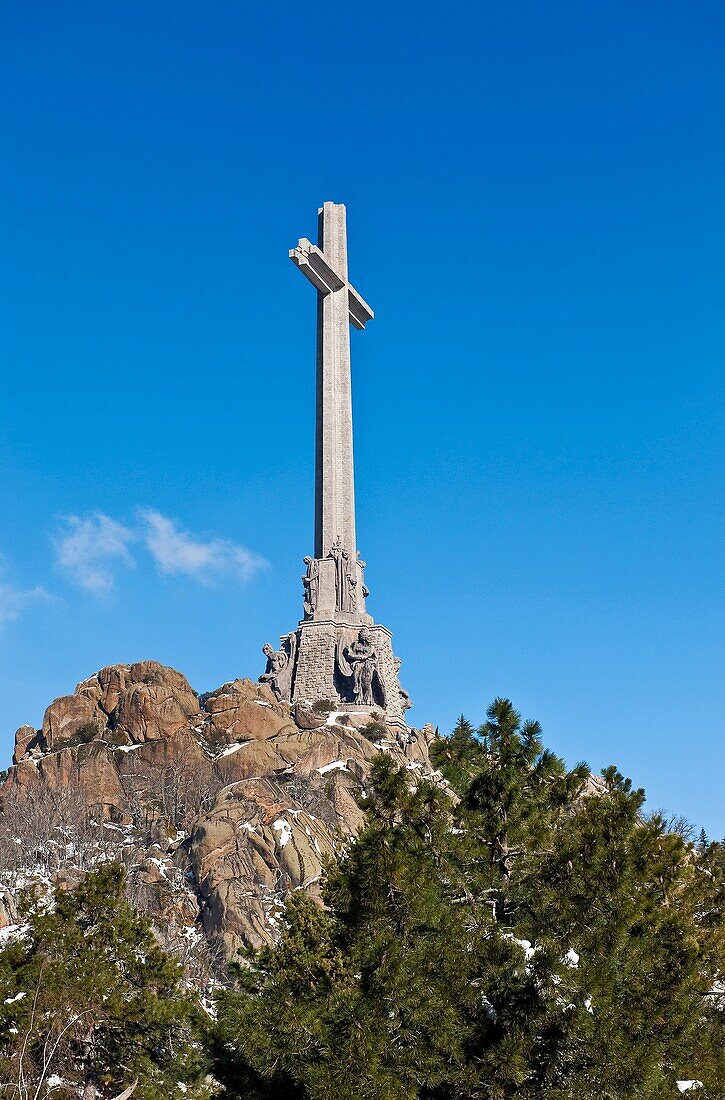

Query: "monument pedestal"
<box><xmin>289</xmin><ymin>617</ymin><xmax>409</xmax><ymax>727</ymax></box>
<box><xmin>290</xmin><ymin>619</ymin><xmax>338</xmax><ymax>704</ymax></box>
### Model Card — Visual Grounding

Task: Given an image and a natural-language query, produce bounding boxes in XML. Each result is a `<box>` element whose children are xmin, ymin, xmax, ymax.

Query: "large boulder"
<box><xmin>204</xmin><ymin>679</ymin><xmax>295</xmax><ymax>744</ymax></box>
<box><xmin>12</xmin><ymin>725</ymin><xmax>42</xmax><ymax>765</ymax></box>
<box><xmin>212</xmin><ymin>722</ymin><xmax>373</xmax><ymax>786</ymax></box>
<box><xmin>97</xmin><ymin>664</ymin><xmax>131</xmax><ymax>716</ymax></box>
<box><xmin>37</xmin><ymin>743</ymin><xmax>127</xmax><ymax>819</ymax></box>
<box><xmin>292</xmin><ymin>702</ymin><xmax>327</xmax><ymax>730</ymax></box>
<box><xmin>42</xmin><ymin>694</ymin><xmax>101</xmax><ymax>750</ymax></box>
<box><xmin>115</xmin><ymin>726</ymin><xmax>209</xmax><ymax>774</ymax></box>
<box><xmin>114</xmin><ymin>661</ymin><xmax>199</xmax><ymax>743</ymax></box>
<box><xmin>74</xmin><ymin>673</ymin><xmax>103</xmax><ymax>706</ymax></box>
<box><xmin>291</xmin><ymin>725</ymin><xmax>380</xmax><ymax>775</ymax></box>
<box><xmin>189</xmin><ymin>777</ymin><xmax>338</xmax><ymax>952</ymax></box>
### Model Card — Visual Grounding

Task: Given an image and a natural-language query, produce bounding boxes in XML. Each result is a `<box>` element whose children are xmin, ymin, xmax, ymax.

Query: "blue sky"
<box><xmin>1</xmin><ymin>2</ymin><xmax>723</xmax><ymax>834</ymax></box>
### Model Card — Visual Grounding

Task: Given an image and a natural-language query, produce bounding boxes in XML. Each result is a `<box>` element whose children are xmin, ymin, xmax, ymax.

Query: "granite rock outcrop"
<box><xmin>0</xmin><ymin>661</ymin><xmax>439</xmax><ymax>975</ymax></box>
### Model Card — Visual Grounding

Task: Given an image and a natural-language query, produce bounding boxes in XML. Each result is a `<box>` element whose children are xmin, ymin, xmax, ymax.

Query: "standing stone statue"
<box><xmin>345</xmin><ymin>627</ymin><xmax>378</xmax><ymax>705</ymax></box>
<box><xmin>394</xmin><ymin>657</ymin><xmax>412</xmax><ymax>712</ymax></box>
<box><xmin>302</xmin><ymin>556</ymin><xmax>320</xmax><ymax>616</ymax></box>
<box><xmin>259</xmin><ymin>637</ymin><xmax>296</xmax><ymax>702</ymax></box>
<box><xmin>357</xmin><ymin>553</ymin><xmax>370</xmax><ymax>599</ymax></box>
<box><xmin>329</xmin><ymin>537</ymin><xmax>349</xmax><ymax>612</ymax></box>
<box><xmin>345</xmin><ymin>570</ymin><xmax>358</xmax><ymax>613</ymax></box>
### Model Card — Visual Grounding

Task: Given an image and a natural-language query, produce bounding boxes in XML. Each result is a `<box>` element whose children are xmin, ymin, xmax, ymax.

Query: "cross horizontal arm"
<box><xmin>290</xmin><ymin>238</ymin><xmax>375</xmax><ymax>330</ymax></box>
<box><xmin>290</xmin><ymin>239</ymin><xmax>345</xmax><ymax>295</ymax></box>
<box><xmin>348</xmin><ymin>285</ymin><xmax>374</xmax><ymax>330</ymax></box>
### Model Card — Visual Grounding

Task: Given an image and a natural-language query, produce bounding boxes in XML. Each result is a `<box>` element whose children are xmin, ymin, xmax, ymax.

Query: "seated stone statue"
<box><xmin>259</xmin><ymin>638</ymin><xmax>296</xmax><ymax>702</ymax></box>
<box><xmin>345</xmin><ymin>627</ymin><xmax>377</xmax><ymax>706</ymax></box>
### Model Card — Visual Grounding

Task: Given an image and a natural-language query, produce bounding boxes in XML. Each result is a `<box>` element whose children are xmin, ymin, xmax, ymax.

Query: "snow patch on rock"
<box><xmin>318</xmin><ymin>760</ymin><xmax>348</xmax><ymax>775</ymax></box>
<box><xmin>273</xmin><ymin>819</ymin><xmax>292</xmax><ymax>848</ymax></box>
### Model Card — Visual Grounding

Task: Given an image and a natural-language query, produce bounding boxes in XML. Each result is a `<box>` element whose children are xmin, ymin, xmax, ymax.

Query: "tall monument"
<box><xmin>259</xmin><ymin>202</ymin><xmax>410</xmax><ymax>725</ymax></box>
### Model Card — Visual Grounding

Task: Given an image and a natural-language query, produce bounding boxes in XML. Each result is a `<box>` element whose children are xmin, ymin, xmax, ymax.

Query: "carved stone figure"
<box><xmin>345</xmin><ymin>627</ymin><xmax>377</xmax><ymax>705</ymax></box>
<box><xmin>345</xmin><ymin>571</ymin><xmax>358</xmax><ymax>613</ymax></box>
<box><xmin>302</xmin><ymin>556</ymin><xmax>320</xmax><ymax>616</ymax></box>
<box><xmin>357</xmin><ymin>553</ymin><xmax>370</xmax><ymax>600</ymax></box>
<box><xmin>394</xmin><ymin>656</ymin><xmax>412</xmax><ymax>712</ymax></box>
<box><xmin>259</xmin><ymin>636</ymin><xmax>296</xmax><ymax>702</ymax></box>
<box><xmin>329</xmin><ymin>536</ymin><xmax>349</xmax><ymax>612</ymax></box>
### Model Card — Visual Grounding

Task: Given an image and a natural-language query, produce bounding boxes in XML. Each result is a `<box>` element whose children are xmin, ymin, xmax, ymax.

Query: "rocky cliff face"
<box><xmin>0</xmin><ymin>661</ymin><xmax>438</xmax><ymax>980</ymax></box>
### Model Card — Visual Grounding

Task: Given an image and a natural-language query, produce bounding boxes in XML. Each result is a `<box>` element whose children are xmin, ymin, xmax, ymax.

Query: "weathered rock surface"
<box><xmin>12</xmin><ymin>725</ymin><xmax>41</xmax><ymax>765</ymax></box>
<box><xmin>189</xmin><ymin>777</ymin><xmax>337</xmax><ymax>953</ymax></box>
<box><xmin>42</xmin><ymin>693</ymin><xmax>100</xmax><ymax>750</ymax></box>
<box><xmin>203</xmin><ymin>679</ymin><xmax>295</xmax><ymax>743</ymax></box>
<box><xmin>292</xmin><ymin>702</ymin><xmax>328</xmax><ymax>730</ymax></box>
<box><xmin>1</xmin><ymin>661</ymin><xmax>439</xmax><ymax>967</ymax></box>
<box><xmin>115</xmin><ymin>661</ymin><xmax>200</xmax><ymax>743</ymax></box>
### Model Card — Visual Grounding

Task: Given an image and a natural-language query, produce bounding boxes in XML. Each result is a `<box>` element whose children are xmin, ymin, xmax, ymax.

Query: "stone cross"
<box><xmin>258</xmin><ymin>202</ymin><xmax>409</xmax><ymax>723</ymax></box>
<box><xmin>290</xmin><ymin>202</ymin><xmax>373</xmax><ymax>564</ymax></box>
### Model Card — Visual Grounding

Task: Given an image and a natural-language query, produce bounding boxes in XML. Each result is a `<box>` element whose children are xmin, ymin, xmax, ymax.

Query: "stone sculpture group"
<box><xmin>259</xmin><ymin>203</ymin><xmax>409</xmax><ymax>725</ymax></box>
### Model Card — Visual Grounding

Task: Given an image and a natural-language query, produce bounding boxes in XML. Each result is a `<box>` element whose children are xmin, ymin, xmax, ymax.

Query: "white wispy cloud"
<box><xmin>53</xmin><ymin>508</ymin><xmax>267</xmax><ymax>594</ymax></box>
<box><xmin>0</xmin><ymin>582</ymin><xmax>49</xmax><ymax>624</ymax></box>
<box><xmin>54</xmin><ymin>512</ymin><xmax>136</xmax><ymax>594</ymax></box>
<box><xmin>138</xmin><ymin>508</ymin><xmax>268</xmax><ymax>585</ymax></box>
<box><xmin>0</xmin><ymin>552</ymin><xmax>50</xmax><ymax>624</ymax></box>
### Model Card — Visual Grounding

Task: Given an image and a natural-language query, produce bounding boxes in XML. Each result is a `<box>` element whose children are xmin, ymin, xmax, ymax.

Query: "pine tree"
<box><xmin>0</xmin><ymin>864</ymin><xmax>212</xmax><ymax>1099</ymax></box>
<box><xmin>213</xmin><ymin>701</ymin><xmax>725</xmax><ymax>1100</ymax></box>
<box><xmin>213</xmin><ymin>736</ymin><xmax>588</xmax><ymax>1099</ymax></box>
<box><xmin>460</xmin><ymin>698</ymin><xmax>588</xmax><ymax>919</ymax></box>
<box><xmin>215</xmin><ymin>756</ymin><xmax>469</xmax><ymax>1099</ymax></box>
<box><xmin>429</xmin><ymin>713</ymin><xmax>478</xmax><ymax>787</ymax></box>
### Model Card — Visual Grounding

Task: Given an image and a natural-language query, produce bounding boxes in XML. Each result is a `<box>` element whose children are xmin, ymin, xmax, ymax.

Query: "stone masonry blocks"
<box><xmin>289</xmin><ymin>617</ymin><xmax>408</xmax><ymax>726</ymax></box>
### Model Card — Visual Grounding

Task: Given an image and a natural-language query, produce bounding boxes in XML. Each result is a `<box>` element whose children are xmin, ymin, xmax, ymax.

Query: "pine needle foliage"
<box><xmin>0</xmin><ymin>864</ymin><xmax>212</xmax><ymax>1099</ymax></box>
<box><xmin>214</xmin><ymin>700</ymin><xmax>725</xmax><ymax>1100</ymax></box>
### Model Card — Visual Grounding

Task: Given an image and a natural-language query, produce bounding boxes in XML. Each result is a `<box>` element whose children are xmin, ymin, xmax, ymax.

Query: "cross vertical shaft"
<box><xmin>265</xmin><ymin>201</ymin><xmax>410</xmax><ymax>724</ymax></box>
<box><xmin>315</xmin><ymin>202</ymin><xmax>355</xmax><ymax>561</ymax></box>
<box><xmin>290</xmin><ymin>201</ymin><xmax>373</xmax><ymax>619</ymax></box>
